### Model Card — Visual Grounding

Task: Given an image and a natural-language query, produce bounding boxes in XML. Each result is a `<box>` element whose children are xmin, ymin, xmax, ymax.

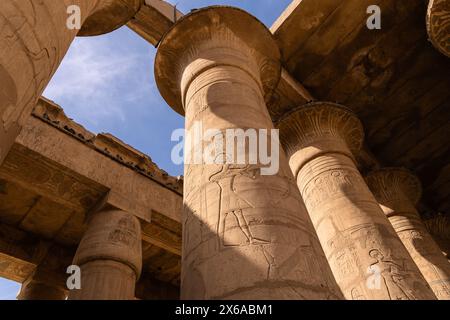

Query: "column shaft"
<box><xmin>367</xmin><ymin>168</ymin><xmax>450</xmax><ymax>299</ymax></box>
<box><xmin>68</xmin><ymin>208</ymin><xmax>142</xmax><ymax>300</ymax></box>
<box><xmin>278</xmin><ymin>102</ymin><xmax>436</xmax><ymax>300</ymax></box>
<box><xmin>155</xmin><ymin>7</ymin><xmax>343</xmax><ymax>300</ymax></box>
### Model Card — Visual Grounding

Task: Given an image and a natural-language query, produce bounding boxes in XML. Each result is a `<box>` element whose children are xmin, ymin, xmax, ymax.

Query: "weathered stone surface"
<box><xmin>4</xmin><ymin>98</ymin><xmax>183</xmax><ymax>223</ymax></box>
<box><xmin>79</xmin><ymin>0</ymin><xmax>143</xmax><ymax>36</ymax></box>
<box><xmin>155</xmin><ymin>6</ymin><xmax>343</xmax><ymax>300</ymax></box>
<box><xmin>17</xmin><ymin>274</ymin><xmax>67</xmax><ymax>300</ymax></box>
<box><xmin>0</xmin><ymin>98</ymin><xmax>184</xmax><ymax>296</ymax></box>
<box><xmin>427</xmin><ymin>0</ymin><xmax>450</xmax><ymax>57</ymax></box>
<box><xmin>127</xmin><ymin>0</ymin><xmax>183</xmax><ymax>45</ymax></box>
<box><xmin>366</xmin><ymin>168</ymin><xmax>450</xmax><ymax>299</ymax></box>
<box><xmin>69</xmin><ymin>208</ymin><xmax>142</xmax><ymax>300</ymax></box>
<box><xmin>0</xmin><ymin>0</ymin><xmax>140</xmax><ymax>165</ymax></box>
<box><xmin>272</xmin><ymin>0</ymin><xmax>450</xmax><ymax>217</ymax></box>
<box><xmin>0</xmin><ymin>0</ymin><xmax>448</xmax><ymax>301</ymax></box>
<box><xmin>277</xmin><ymin>102</ymin><xmax>436</xmax><ymax>300</ymax></box>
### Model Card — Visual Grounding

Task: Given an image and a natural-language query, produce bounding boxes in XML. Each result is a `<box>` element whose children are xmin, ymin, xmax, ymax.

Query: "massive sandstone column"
<box><xmin>366</xmin><ymin>168</ymin><xmax>450</xmax><ymax>299</ymax></box>
<box><xmin>277</xmin><ymin>102</ymin><xmax>436</xmax><ymax>300</ymax></box>
<box><xmin>427</xmin><ymin>0</ymin><xmax>450</xmax><ymax>57</ymax></box>
<box><xmin>155</xmin><ymin>6</ymin><xmax>343</xmax><ymax>300</ymax></box>
<box><xmin>0</xmin><ymin>0</ymin><xmax>142</xmax><ymax>164</ymax></box>
<box><xmin>68</xmin><ymin>208</ymin><xmax>142</xmax><ymax>300</ymax></box>
<box><xmin>17</xmin><ymin>275</ymin><xmax>67</xmax><ymax>300</ymax></box>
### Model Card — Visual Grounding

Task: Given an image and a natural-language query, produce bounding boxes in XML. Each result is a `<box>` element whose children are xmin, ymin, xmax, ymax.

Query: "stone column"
<box><xmin>366</xmin><ymin>168</ymin><xmax>450</xmax><ymax>299</ymax></box>
<box><xmin>68</xmin><ymin>208</ymin><xmax>142</xmax><ymax>300</ymax></box>
<box><xmin>155</xmin><ymin>7</ymin><xmax>343</xmax><ymax>300</ymax></box>
<box><xmin>277</xmin><ymin>102</ymin><xmax>436</xmax><ymax>300</ymax></box>
<box><xmin>0</xmin><ymin>0</ymin><xmax>142</xmax><ymax>164</ymax></box>
<box><xmin>427</xmin><ymin>0</ymin><xmax>450</xmax><ymax>57</ymax></box>
<box><xmin>17</xmin><ymin>276</ymin><xmax>67</xmax><ymax>300</ymax></box>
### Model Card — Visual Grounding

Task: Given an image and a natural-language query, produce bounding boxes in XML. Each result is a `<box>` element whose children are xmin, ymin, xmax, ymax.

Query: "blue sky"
<box><xmin>0</xmin><ymin>0</ymin><xmax>292</xmax><ymax>300</ymax></box>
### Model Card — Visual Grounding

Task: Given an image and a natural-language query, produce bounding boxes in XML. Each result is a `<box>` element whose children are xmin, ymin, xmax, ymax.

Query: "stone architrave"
<box><xmin>367</xmin><ymin>168</ymin><xmax>450</xmax><ymax>299</ymax></box>
<box><xmin>277</xmin><ymin>101</ymin><xmax>436</xmax><ymax>300</ymax></box>
<box><xmin>155</xmin><ymin>6</ymin><xmax>343</xmax><ymax>300</ymax></box>
<box><xmin>427</xmin><ymin>0</ymin><xmax>450</xmax><ymax>57</ymax></box>
<box><xmin>68</xmin><ymin>208</ymin><xmax>142</xmax><ymax>300</ymax></box>
<box><xmin>0</xmin><ymin>0</ymin><xmax>142</xmax><ymax>164</ymax></box>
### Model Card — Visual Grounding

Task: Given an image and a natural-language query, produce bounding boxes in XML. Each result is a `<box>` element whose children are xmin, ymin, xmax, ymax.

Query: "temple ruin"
<box><xmin>0</xmin><ymin>0</ymin><xmax>449</xmax><ymax>300</ymax></box>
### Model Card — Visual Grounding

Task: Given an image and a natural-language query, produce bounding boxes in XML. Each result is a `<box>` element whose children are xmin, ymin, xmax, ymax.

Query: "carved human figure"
<box><xmin>209</xmin><ymin>163</ymin><xmax>274</xmax><ymax>248</ymax></box>
<box><xmin>155</xmin><ymin>7</ymin><xmax>343</xmax><ymax>300</ymax></box>
<box><xmin>277</xmin><ymin>102</ymin><xmax>436</xmax><ymax>300</ymax></box>
<box><xmin>366</xmin><ymin>168</ymin><xmax>450</xmax><ymax>299</ymax></box>
<box><xmin>0</xmin><ymin>0</ymin><xmax>142</xmax><ymax>164</ymax></box>
<box><xmin>368</xmin><ymin>249</ymin><xmax>416</xmax><ymax>300</ymax></box>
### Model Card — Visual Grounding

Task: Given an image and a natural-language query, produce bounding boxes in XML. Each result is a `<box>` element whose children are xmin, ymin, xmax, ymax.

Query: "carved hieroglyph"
<box><xmin>277</xmin><ymin>102</ymin><xmax>436</xmax><ymax>300</ymax></box>
<box><xmin>366</xmin><ymin>168</ymin><xmax>450</xmax><ymax>300</ymax></box>
<box><xmin>155</xmin><ymin>7</ymin><xmax>343</xmax><ymax>300</ymax></box>
<box><xmin>68</xmin><ymin>208</ymin><xmax>142</xmax><ymax>300</ymax></box>
<box><xmin>0</xmin><ymin>0</ymin><xmax>141</xmax><ymax>165</ymax></box>
<box><xmin>427</xmin><ymin>0</ymin><xmax>450</xmax><ymax>57</ymax></box>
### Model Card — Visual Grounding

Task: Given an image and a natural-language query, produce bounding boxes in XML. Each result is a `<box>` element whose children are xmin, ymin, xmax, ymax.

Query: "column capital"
<box><xmin>154</xmin><ymin>6</ymin><xmax>281</xmax><ymax>115</ymax></box>
<box><xmin>426</xmin><ymin>0</ymin><xmax>450</xmax><ymax>57</ymax></box>
<box><xmin>79</xmin><ymin>0</ymin><xmax>143</xmax><ymax>36</ymax></box>
<box><xmin>17</xmin><ymin>274</ymin><xmax>67</xmax><ymax>300</ymax></box>
<box><xmin>367</xmin><ymin>168</ymin><xmax>450</xmax><ymax>299</ymax></box>
<box><xmin>73</xmin><ymin>208</ymin><xmax>142</xmax><ymax>278</ymax></box>
<box><xmin>277</xmin><ymin>102</ymin><xmax>364</xmax><ymax>173</ymax></box>
<box><xmin>366</xmin><ymin>167</ymin><xmax>422</xmax><ymax>206</ymax></box>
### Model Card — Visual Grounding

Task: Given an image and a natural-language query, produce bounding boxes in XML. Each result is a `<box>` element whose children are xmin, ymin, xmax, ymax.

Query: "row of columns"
<box><xmin>366</xmin><ymin>169</ymin><xmax>450</xmax><ymax>299</ymax></box>
<box><xmin>2</xmin><ymin>3</ymin><xmax>448</xmax><ymax>300</ymax></box>
<box><xmin>154</xmin><ymin>7</ymin><xmax>450</xmax><ymax>300</ymax></box>
<box><xmin>277</xmin><ymin>103</ymin><xmax>449</xmax><ymax>299</ymax></box>
<box><xmin>156</xmin><ymin>7</ymin><xmax>343</xmax><ymax>300</ymax></box>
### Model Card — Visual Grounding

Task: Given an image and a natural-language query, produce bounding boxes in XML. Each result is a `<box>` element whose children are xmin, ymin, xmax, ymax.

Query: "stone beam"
<box><xmin>277</xmin><ymin>102</ymin><xmax>436</xmax><ymax>299</ymax></box>
<box><xmin>0</xmin><ymin>221</ymin><xmax>180</xmax><ymax>299</ymax></box>
<box><xmin>127</xmin><ymin>0</ymin><xmax>183</xmax><ymax>46</ymax></box>
<box><xmin>270</xmin><ymin>0</ymin><xmax>340</xmax><ymax>64</ymax></box>
<box><xmin>0</xmin><ymin>99</ymin><xmax>182</xmax><ymax>224</ymax></box>
<box><xmin>155</xmin><ymin>6</ymin><xmax>343</xmax><ymax>300</ymax></box>
<box><xmin>0</xmin><ymin>223</ymin><xmax>74</xmax><ymax>286</ymax></box>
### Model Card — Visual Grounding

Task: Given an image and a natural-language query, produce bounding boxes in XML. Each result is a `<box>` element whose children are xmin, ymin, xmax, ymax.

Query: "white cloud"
<box><xmin>44</xmin><ymin>31</ymin><xmax>156</xmax><ymax>130</ymax></box>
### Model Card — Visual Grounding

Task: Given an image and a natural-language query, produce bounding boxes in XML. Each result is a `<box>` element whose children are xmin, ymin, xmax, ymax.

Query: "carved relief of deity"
<box><xmin>368</xmin><ymin>249</ymin><xmax>416</xmax><ymax>300</ymax></box>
